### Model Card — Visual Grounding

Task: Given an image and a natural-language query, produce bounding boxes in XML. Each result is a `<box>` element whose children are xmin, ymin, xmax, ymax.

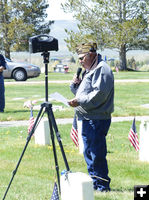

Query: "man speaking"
<box><xmin>68</xmin><ymin>42</ymin><xmax>114</xmax><ymax>192</ymax></box>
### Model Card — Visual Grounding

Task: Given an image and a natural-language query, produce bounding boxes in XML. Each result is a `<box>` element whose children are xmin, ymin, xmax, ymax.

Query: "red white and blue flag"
<box><xmin>50</xmin><ymin>182</ymin><xmax>59</xmax><ymax>200</ymax></box>
<box><xmin>70</xmin><ymin>114</ymin><xmax>79</xmax><ymax>147</ymax></box>
<box><xmin>128</xmin><ymin>118</ymin><xmax>139</xmax><ymax>151</ymax></box>
<box><xmin>28</xmin><ymin>108</ymin><xmax>34</xmax><ymax>134</ymax></box>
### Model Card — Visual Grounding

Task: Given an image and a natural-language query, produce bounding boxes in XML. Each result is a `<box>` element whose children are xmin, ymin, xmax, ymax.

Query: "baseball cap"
<box><xmin>76</xmin><ymin>42</ymin><xmax>97</xmax><ymax>58</ymax></box>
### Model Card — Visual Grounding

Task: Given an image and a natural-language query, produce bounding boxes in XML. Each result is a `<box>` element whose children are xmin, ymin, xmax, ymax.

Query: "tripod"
<box><xmin>2</xmin><ymin>51</ymin><xmax>70</xmax><ymax>200</ymax></box>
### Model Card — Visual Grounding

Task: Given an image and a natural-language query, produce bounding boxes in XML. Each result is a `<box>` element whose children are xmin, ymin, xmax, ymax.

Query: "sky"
<box><xmin>47</xmin><ymin>0</ymin><xmax>73</xmax><ymax>20</ymax></box>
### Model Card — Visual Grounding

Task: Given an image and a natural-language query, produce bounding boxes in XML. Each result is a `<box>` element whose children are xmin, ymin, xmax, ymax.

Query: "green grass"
<box><xmin>0</xmin><ymin>121</ymin><xmax>149</xmax><ymax>200</ymax></box>
<box><xmin>1</xmin><ymin>82</ymin><xmax>74</xmax><ymax>121</ymax></box>
<box><xmin>4</xmin><ymin>72</ymin><xmax>74</xmax><ymax>82</ymax></box>
<box><xmin>114</xmin><ymin>82</ymin><xmax>149</xmax><ymax>116</ymax></box>
<box><xmin>4</xmin><ymin>71</ymin><xmax>149</xmax><ymax>82</ymax></box>
<box><xmin>113</xmin><ymin>71</ymin><xmax>149</xmax><ymax>79</ymax></box>
<box><xmin>1</xmin><ymin>79</ymin><xmax>149</xmax><ymax>121</ymax></box>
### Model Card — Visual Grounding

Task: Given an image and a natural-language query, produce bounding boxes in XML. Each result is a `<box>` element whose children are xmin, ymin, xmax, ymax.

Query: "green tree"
<box><xmin>70</xmin><ymin>56</ymin><xmax>76</xmax><ymax>63</ymax></box>
<box><xmin>62</xmin><ymin>0</ymin><xmax>149</xmax><ymax>70</ymax></box>
<box><xmin>0</xmin><ymin>0</ymin><xmax>54</xmax><ymax>59</ymax></box>
<box><xmin>127</xmin><ymin>57</ymin><xmax>137</xmax><ymax>70</ymax></box>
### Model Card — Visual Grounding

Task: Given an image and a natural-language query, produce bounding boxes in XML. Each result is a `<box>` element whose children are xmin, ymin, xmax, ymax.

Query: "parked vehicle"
<box><xmin>54</xmin><ymin>64</ymin><xmax>69</xmax><ymax>73</ymax></box>
<box><xmin>3</xmin><ymin>58</ymin><xmax>41</xmax><ymax>81</ymax></box>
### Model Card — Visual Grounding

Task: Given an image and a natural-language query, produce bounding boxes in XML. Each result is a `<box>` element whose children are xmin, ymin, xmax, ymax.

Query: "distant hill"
<box><xmin>49</xmin><ymin>20</ymin><xmax>119</xmax><ymax>59</ymax></box>
<box><xmin>50</xmin><ymin>20</ymin><xmax>78</xmax><ymax>57</ymax></box>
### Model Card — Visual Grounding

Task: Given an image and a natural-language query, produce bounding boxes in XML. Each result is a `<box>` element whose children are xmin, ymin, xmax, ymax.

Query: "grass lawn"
<box><xmin>4</xmin><ymin>71</ymin><xmax>149</xmax><ymax>82</ymax></box>
<box><xmin>1</xmin><ymin>80</ymin><xmax>149</xmax><ymax>121</ymax></box>
<box><xmin>113</xmin><ymin>71</ymin><xmax>149</xmax><ymax>79</ymax></box>
<box><xmin>1</xmin><ymin>121</ymin><xmax>149</xmax><ymax>200</ymax></box>
<box><xmin>1</xmin><ymin>71</ymin><xmax>149</xmax><ymax>199</ymax></box>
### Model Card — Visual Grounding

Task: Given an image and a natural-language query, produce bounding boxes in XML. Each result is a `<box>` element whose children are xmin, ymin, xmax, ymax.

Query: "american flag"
<box><xmin>50</xmin><ymin>182</ymin><xmax>59</xmax><ymax>200</ymax></box>
<box><xmin>28</xmin><ymin>108</ymin><xmax>34</xmax><ymax>134</ymax></box>
<box><xmin>128</xmin><ymin>118</ymin><xmax>139</xmax><ymax>151</ymax></box>
<box><xmin>70</xmin><ymin>114</ymin><xmax>79</xmax><ymax>147</ymax></box>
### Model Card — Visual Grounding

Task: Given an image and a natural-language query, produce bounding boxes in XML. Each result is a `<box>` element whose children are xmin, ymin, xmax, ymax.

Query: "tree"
<box><xmin>0</xmin><ymin>0</ymin><xmax>54</xmax><ymax>59</ymax></box>
<box><xmin>70</xmin><ymin>56</ymin><xmax>76</xmax><ymax>63</ymax></box>
<box><xmin>127</xmin><ymin>57</ymin><xmax>137</xmax><ymax>70</ymax></box>
<box><xmin>62</xmin><ymin>0</ymin><xmax>149</xmax><ymax>70</ymax></box>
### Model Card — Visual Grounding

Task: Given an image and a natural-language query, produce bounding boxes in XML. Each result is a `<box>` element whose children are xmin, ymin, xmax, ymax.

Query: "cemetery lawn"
<box><xmin>1</xmin><ymin>71</ymin><xmax>149</xmax><ymax>199</ymax></box>
<box><xmin>1</xmin><ymin>78</ymin><xmax>149</xmax><ymax>121</ymax></box>
<box><xmin>0</xmin><ymin>121</ymin><xmax>149</xmax><ymax>200</ymax></box>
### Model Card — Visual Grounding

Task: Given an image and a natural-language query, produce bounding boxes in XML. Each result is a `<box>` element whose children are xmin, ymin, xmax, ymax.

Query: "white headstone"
<box><xmin>34</xmin><ymin>118</ymin><xmax>50</xmax><ymax>145</ymax></box>
<box><xmin>60</xmin><ymin>172</ymin><xmax>94</xmax><ymax>200</ymax></box>
<box><xmin>77</xmin><ymin>120</ymin><xmax>84</xmax><ymax>154</ymax></box>
<box><xmin>139</xmin><ymin>120</ymin><xmax>149</xmax><ymax>162</ymax></box>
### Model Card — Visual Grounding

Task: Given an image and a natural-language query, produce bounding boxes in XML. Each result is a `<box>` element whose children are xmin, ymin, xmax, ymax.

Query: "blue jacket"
<box><xmin>70</xmin><ymin>54</ymin><xmax>114</xmax><ymax>120</ymax></box>
<box><xmin>0</xmin><ymin>54</ymin><xmax>6</xmax><ymax>75</ymax></box>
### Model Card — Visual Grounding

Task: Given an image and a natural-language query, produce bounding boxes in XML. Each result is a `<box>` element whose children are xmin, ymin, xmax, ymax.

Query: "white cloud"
<box><xmin>47</xmin><ymin>0</ymin><xmax>73</xmax><ymax>20</ymax></box>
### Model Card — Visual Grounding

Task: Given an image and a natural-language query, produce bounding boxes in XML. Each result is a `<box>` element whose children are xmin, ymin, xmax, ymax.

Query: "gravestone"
<box><xmin>34</xmin><ymin>118</ymin><xmax>50</xmax><ymax>145</ymax></box>
<box><xmin>139</xmin><ymin>120</ymin><xmax>149</xmax><ymax>162</ymax></box>
<box><xmin>61</xmin><ymin>172</ymin><xmax>94</xmax><ymax>200</ymax></box>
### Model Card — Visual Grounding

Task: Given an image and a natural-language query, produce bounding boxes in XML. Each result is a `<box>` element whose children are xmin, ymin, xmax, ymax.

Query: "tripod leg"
<box><xmin>45</xmin><ymin>103</ymin><xmax>70</xmax><ymax>172</ymax></box>
<box><xmin>46</xmin><ymin>109</ymin><xmax>61</xmax><ymax>192</ymax></box>
<box><xmin>2</xmin><ymin>106</ymin><xmax>44</xmax><ymax>200</ymax></box>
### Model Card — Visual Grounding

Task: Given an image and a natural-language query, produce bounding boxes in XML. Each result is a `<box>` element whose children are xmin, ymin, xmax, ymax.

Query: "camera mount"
<box><xmin>2</xmin><ymin>37</ymin><xmax>70</xmax><ymax>199</ymax></box>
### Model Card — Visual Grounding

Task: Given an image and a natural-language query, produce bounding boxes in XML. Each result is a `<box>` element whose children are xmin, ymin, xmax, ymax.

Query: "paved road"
<box><xmin>1</xmin><ymin>116</ymin><xmax>149</xmax><ymax>128</ymax></box>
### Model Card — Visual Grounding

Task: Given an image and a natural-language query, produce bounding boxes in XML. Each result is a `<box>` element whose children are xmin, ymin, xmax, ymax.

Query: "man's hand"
<box><xmin>68</xmin><ymin>98</ymin><xmax>79</xmax><ymax>107</ymax></box>
<box><xmin>0</xmin><ymin>66</ymin><xmax>5</xmax><ymax>72</ymax></box>
<box><xmin>72</xmin><ymin>74</ymin><xmax>81</xmax><ymax>85</ymax></box>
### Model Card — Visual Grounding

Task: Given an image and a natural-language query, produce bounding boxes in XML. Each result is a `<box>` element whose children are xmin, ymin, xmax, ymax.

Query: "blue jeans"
<box><xmin>81</xmin><ymin>119</ymin><xmax>111</xmax><ymax>189</ymax></box>
<box><xmin>0</xmin><ymin>75</ymin><xmax>5</xmax><ymax>111</ymax></box>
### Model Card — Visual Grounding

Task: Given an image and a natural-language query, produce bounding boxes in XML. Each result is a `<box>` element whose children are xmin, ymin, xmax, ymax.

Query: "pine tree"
<box><xmin>63</xmin><ymin>0</ymin><xmax>149</xmax><ymax>70</ymax></box>
<box><xmin>0</xmin><ymin>0</ymin><xmax>54</xmax><ymax>58</ymax></box>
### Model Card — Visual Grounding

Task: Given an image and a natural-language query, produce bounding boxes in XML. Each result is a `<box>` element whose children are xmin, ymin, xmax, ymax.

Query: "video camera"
<box><xmin>29</xmin><ymin>34</ymin><xmax>58</xmax><ymax>53</ymax></box>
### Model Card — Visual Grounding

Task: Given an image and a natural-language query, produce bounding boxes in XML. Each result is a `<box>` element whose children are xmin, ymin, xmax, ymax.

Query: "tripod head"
<box><xmin>41</xmin><ymin>51</ymin><xmax>50</xmax><ymax>64</ymax></box>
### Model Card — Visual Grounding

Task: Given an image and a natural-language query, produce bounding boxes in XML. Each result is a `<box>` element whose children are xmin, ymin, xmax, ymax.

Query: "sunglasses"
<box><xmin>79</xmin><ymin>53</ymin><xmax>89</xmax><ymax>61</ymax></box>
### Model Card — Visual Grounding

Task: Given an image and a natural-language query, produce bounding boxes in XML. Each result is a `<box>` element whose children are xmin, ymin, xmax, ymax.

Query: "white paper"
<box><xmin>49</xmin><ymin>92</ymin><xmax>69</xmax><ymax>107</ymax></box>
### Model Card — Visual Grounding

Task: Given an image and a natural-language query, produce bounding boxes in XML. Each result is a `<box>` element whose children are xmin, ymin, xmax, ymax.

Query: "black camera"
<box><xmin>29</xmin><ymin>34</ymin><xmax>58</xmax><ymax>53</ymax></box>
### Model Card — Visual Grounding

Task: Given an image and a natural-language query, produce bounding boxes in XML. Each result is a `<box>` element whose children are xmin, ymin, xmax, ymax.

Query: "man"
<box><xmin>0</xmin><ymin>54</ymin><xmax>6</xmax><ymax>113</ymax></box>
<box><xmin>68</xmin><ymin>42</ymin><xmax>114</xmax><ymax>192</ymax></box>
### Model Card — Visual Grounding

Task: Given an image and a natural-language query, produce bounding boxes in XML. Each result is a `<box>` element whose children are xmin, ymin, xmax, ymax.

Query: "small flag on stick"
<box><xmin>50</xmin><ymin>182</ymin><xmax>59</xmax><ymax>200</ymax></box>
<box><xmin>70</xmin><ymin>114</ymin><xmax>79</xmax><ymax>147</ymax></box>
<box><xmin>28</xmin><ymin>108</ymin><xmax>34</xmax><ymax>134</ymax></box>
<box><xmin>128</xmin><ymin>118</ymin><xmax>139</xmax><ymax>151</ymax></box>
